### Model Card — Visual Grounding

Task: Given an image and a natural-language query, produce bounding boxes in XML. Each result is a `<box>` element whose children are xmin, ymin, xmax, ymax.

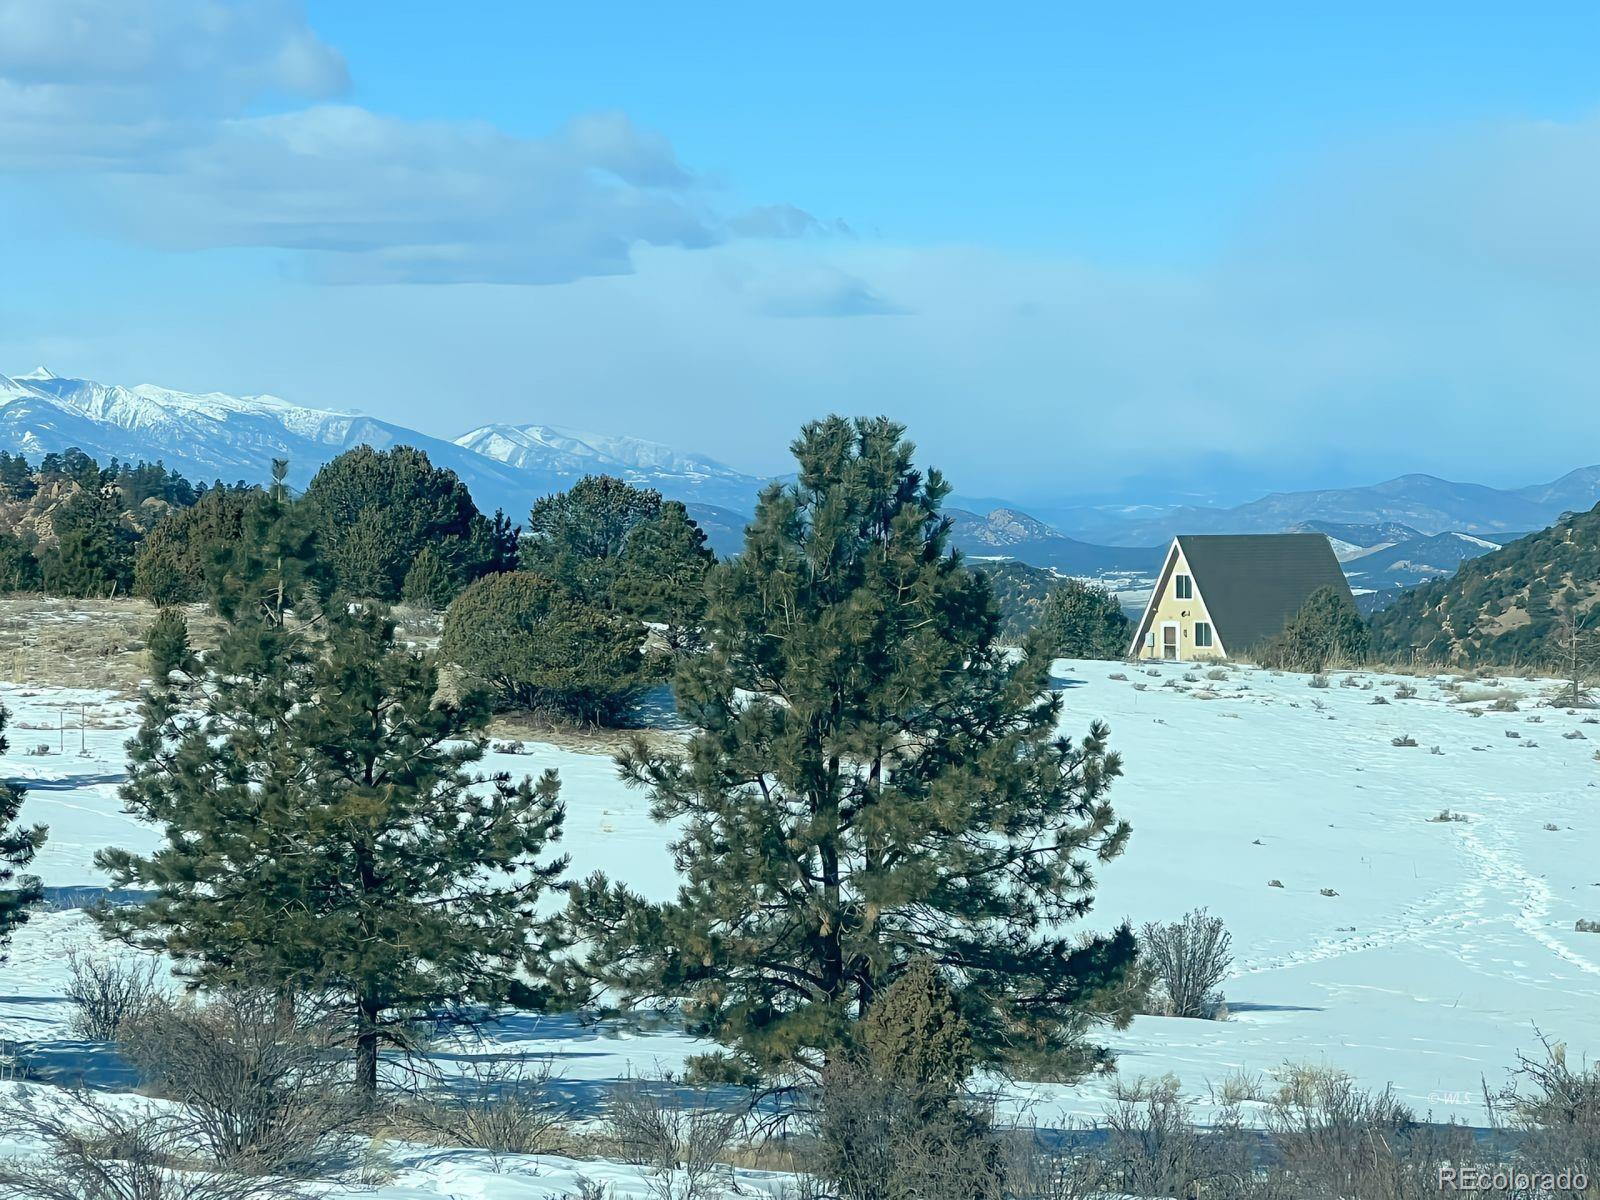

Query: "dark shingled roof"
<box><xmin>1176</xmin><ymin>533</ymin><xmax>1355</xmax><ymax>653</ymax></box>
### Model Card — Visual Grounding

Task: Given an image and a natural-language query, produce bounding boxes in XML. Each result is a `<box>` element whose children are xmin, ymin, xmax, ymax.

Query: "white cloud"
<box><xmin>0</xmin><ymin>0</ymin><xmax>832</xmax><ymax>285</ymax></box>
<box><xmin>94</xmin><ymin>106</ymin><xmax>723</xmax><ymax>284</ymax></box>
<box><xmin>0</xmin><ymin>0</ymin><xmax>347</xmax><ymax>164</ymax></box>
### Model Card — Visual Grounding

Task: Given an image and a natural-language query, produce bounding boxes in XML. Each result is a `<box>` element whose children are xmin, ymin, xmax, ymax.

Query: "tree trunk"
<box><xmin>355</xmin><ymin>996</ymin><xmax>380</xmax><ymax>1099</ymax></box>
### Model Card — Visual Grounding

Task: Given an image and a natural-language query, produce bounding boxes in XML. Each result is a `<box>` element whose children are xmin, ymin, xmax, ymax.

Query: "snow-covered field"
<box><xmin>2</xmin><ymin>660</ymin><xmax>1598</xmax><ymax>1192</ymax></box>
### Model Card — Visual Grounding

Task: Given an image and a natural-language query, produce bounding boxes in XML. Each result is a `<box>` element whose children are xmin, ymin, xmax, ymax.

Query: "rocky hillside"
<box><xmin>946</xmin><ymin>507</ymin><xmax>1161</xmax><ymax>575</ymax></box>
<box><xmin>1368</xmin><ymin>502</ymin><xmax>1600</xmax><ymax>663</ymax></box>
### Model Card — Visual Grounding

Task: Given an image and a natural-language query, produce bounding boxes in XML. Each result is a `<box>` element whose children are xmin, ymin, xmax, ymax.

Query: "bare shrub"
<box><xmin>116</xmin><ymin>990</ymin><xmax>361</xmax><ymax>1178</ymax></box>
<box><xmin>1393</xmin><ymin>683</ymin><xmax>1417</xmax><ymax>699</ymax></box>
<box><xmin>1390</xmin><ymin>734</ymin><xmax>1418</xmax><ymax>747</ymax></box>
<box><xmin>1140</xmin><ymin>909</ymin><xmax>1232</xmax><ymax>1019</ymax></box>
<box><xmin>1485</xmin><ymin>1034</ymin><xmax>1600</xmax><ymax>1188</ymax></box>
<box><xmin>1428</xmin><ymin>809</ymin><xmax>1468</xmax><ymax>823</ymax></box>
<box><xmin>1208</xmin><ymin>1068</ymin><xmax>1267</xmax><ymax>1106</ymax></box>
<box><xmin>997</xmin><ymin>1130</ymin><xmax>1105</xmax><ymax>1200</ymax></box>
<box><xmin>1576</xmin><ymin>919</ymin><xmax>1600</xmax><ymax>934</ymax></box>
<box><xmin>1308</xmin><ymin>674</ymin><xmax>1330</xmax><ymax>689</ymax></box>
<box><xmin>1264</xmin><ymin>1064</ymin><xmax>1471</xmax><ymax>1199</ymax></box>
<box><xmin>64</xmin><ymin>948</ymin><xmax>164</xmax><ymax>1041</ymax></box>
<box><xmin>398</xmin><ymin>1051</ymin><xmax>570</xmax><ymax>1162</ymax></box>
<box><xmin>0</xmin><ymin>1086</ymin><xmax>306</xmax><ymax>1200</ymax></box>
<box><xmin>605</xmin><ymin>1077</ymin><xmax>746</xmax><ymax>1200</ymax></box>
<box><xmin>1095</xmin><ymin>1077</ymin><xmax>1256</xmax><ymax>1200</ymax></box>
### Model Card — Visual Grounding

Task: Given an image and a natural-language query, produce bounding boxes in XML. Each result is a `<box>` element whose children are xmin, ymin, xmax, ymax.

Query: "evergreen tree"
<box><xmin>304</xmin><ymin>445</ymin><xmax>502</xmax><ymax>602</ymax></box>
<box><xmin>40</xmin><ymin>487</ymin><xmax>136</xmax><ymax>597</ymax></box>
<box><xmin>95</xmin><ymin>599</ymin><xmax>569</xmax><ymax>1098</ymax></box>
<box><xmin>0</xmin><ymin>702</ymin><xmax>46</xmax><ymax>961</ymax></box>
<box><xmin>401</xmin><ymin>545</ymin><xmax>457</xmax><ymax>610</ymax></box>
<box><xmin>133</xmin><ymin>485</ymin><xmax>259</xmax><ymax>605</ymax></box>
<box><xmin>976</xmin><ymin>561</ymin><xmax>1058</xmax><ymax>644</ymax></box>
<box><xmin>1255</xmin><ymin>585</ymin><xmax>1370</xmax><ymax>672</ymax></box>
<box><xmin>566</xmin><ymin>417</ymin><xmax>1134</xmax><ymax>1082</ymax></box>
<box><xmin>524</xmin><ymin>475</ymin><xmax>664</xmax><ymax>595</ymax></box>
<box><xmin>462</xmin><ymin>507</ymin><xmax>521</xmax><ymax>576</ymax></box>
<box><xmin>810</xmin><ymin>961</ymin><xmax>1002</xmax><ymax>1200</ymax></box>
<box><xmin>203</xmin><ymin>460</ymin><xmax>327</xmax><ymax>624</ymax></box>
<box><xmin>146</xmin><ymin>608</ymin><xmax>193</xmax><ymax>682</ymax></box>
<box><xmin>441</xmin><ymin>571</ymin><xmax>646</xmax><ymax>724</ymax></box>
<box><xmin>525</xmin><ymin>477</ymin><xmax>713</xmax><ymax>647</ymax></box>
<box><xmin>612</xmin><ymin>501</ymin><xmax>714</xmax><ymax>651</ymax></box>
<box><xmin>1035</xmin><ymin>577</ymin><xmax>1131</xmax><ymax>660</ymax></box>
<box><xmin>0</xmin><ymin>530</ymin><xmax>41</xmax><ymax>593</ymax></box>
<box><xmin>0</xmin><ymin>452</ymin><xmax>35</xmax><ymax>500</ymax></box>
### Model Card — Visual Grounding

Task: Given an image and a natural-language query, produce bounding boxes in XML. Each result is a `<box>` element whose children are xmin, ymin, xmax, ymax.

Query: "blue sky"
<box><xmin>2</xmin><ymin>1</ymin><xmax>1598</xmax><ymax>505</ymax></box>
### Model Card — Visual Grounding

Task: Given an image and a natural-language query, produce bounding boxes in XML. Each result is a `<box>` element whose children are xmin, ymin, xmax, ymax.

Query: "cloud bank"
<box><xmin>0</xmin><ymin>0</ymin><xmax>833</xmax><ymax>285</ymax></box>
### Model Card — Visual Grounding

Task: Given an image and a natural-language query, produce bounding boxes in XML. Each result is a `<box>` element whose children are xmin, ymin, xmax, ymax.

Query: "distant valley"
<box><xmin>1</xmin><ymin>367</ymin><xmax>1594</xmax><ymax>595</ymax></box>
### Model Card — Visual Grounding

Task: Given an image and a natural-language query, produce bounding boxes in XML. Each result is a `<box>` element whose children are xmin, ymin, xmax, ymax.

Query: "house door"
<box><xmin>1161</xmin><ymin>623</ymin><xmax>1179</xmax><ymax>661</ymax></box>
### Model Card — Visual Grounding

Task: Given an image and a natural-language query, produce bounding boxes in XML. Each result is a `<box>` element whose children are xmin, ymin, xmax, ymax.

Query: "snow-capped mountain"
<box><xmin>0</xmin><ymin>370</ymin><xmax>766</xmax><ymax>518</ymax></box>
<box><xmin>455</xmin><ymin>422</ymin><xmax>764</xmax><ymax>510</ymax></box>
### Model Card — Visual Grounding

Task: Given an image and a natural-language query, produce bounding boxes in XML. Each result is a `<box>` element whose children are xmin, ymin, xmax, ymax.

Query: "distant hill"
<box><xmin>1340</xmin><ymin>530</ymin><xmax>1511</xmax><ymax>592</ymax></box>
<box><xmin>1051</xmin><ymin>470</ymin><xmax>1600</xmax><ymax>546</ymax></box>
<box><xmin>945</xmin><ymin>507</ymin><xmax>1162</xmax><ymax>576</ymax></box>
<box><xmin>1368</xmin><ymin>504</ymin><xmax>1600</xmax><ymax>663</ymax></box>
<box><xmin>968</xmin><ymin>560</ymin><xmax>1061</xmax><ymax>642</ymax></box>
<box><xmin>1289</xmin><ymin>520</ymin><xmax>1425</xmax><ymax>558</ymax></box>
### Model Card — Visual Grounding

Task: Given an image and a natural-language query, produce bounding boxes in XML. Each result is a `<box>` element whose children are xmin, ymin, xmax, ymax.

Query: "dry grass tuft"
<box><xmin>0</xmin><ymin>595</ymin><xmax>223</xmax><ymax>695</ymax></box>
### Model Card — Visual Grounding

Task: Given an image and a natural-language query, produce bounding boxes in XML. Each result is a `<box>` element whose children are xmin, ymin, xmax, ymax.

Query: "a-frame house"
<box><xmin>1127</xmin><ymin>533</ymin><xmax>1354</xmax><ymax>661</ymax></box>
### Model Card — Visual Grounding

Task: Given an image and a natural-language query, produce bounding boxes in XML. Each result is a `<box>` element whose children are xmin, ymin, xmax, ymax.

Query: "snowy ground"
<box><xmin>2</xmin><ymin>660</ymin><xmax>1598</xmax><ymax>1190</ymax></box>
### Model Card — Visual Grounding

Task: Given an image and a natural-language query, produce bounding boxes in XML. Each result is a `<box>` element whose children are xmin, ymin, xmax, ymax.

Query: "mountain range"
<box><xmin>1</xmin><ymin>368</ymin><xmax>1596</xmax><ymax>583</ymax></box>
<box><xmin>0</xmin><ymin>369</ymin><xmax>768</xmax><ymax>522</ymax></box>
<box><xmin>1043</xmin><ymin>470</ymin><xmax>1600</xmax><ymax>546</ymax></box>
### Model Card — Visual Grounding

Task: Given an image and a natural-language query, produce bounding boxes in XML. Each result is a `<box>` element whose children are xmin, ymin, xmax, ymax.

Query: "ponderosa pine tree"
<box><xmin>565</xmin><ymin>416</ymin><xmax>1135</xmax><ymax>1082</ymax></box>
<box><xmin>96</xmin><ymin>468</ymin><xmax>568</xmax><ymax>1097</ymax></box>
<box><xmin>525</xmin><ymin>477</ymin><xmax>712</xmax><ymax>650</ymax></box>
<box><xmin>0</xmin><ymin>531</ymin><xmax>41</xmax><ymax>593</ymax></box>
<box><xmin>304</xmin><ymin>445</ymin><xmax>507</xmax><ymax>602</ymax></box>
<box><xmin>202</xmin><ymin>460</ymin><xmax>326</xmax><ymax>624</ymax></box>
<box><xmin>401</xmin><ymin>545</ymin><xmax>457</xmax><ymax>610</ymax></box>
<box><xmin>0</xmin><ymin>702</ymin><xmax>46</xmax><ymax>961</ymax></box>
<box><xmin>1035</xmin><ymin>577</ymin><xmax>1131</xmax><ymax>660</ymax></box>
<box><xmin>1254</xmin><ymin>585</ymin><xmax>1370</xmax><ymax>672</ymax></box>
<box><xmin>523</xmin><ymin>475</ymin><xmax>664</xmax><ymax>600</ymax></box>
<box><xmin>133</xmin><ymin>485</ymin><xmax>260</xmax><ymax>605</ymax></box>
<box><xmin>612</xmin><ymin>500</ymin><xmax>714</xmax><ymax>651</ymax></box>
<box><xmin>40</xmin><ymin>487</ymin><xmax>136</xmax><ymax>597</ymax></box>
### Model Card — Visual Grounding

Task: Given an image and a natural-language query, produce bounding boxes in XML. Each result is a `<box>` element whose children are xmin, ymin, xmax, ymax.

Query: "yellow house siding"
<box><xmin>1130</xmin><ymin>543</ymin><xmax>1226</xmax><ymax>661</ymax></box>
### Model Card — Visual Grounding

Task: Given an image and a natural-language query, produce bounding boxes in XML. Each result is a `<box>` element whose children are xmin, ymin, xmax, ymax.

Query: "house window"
<box><xmin>1174</xmin><ymin>573</ymin><xmax>1193</xmax><ymax>600</ymax></box>
<box><xmin>1194</xmin><ymin>621</ymin><xmax>1213</xmax><ymax>648</ymax></box>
